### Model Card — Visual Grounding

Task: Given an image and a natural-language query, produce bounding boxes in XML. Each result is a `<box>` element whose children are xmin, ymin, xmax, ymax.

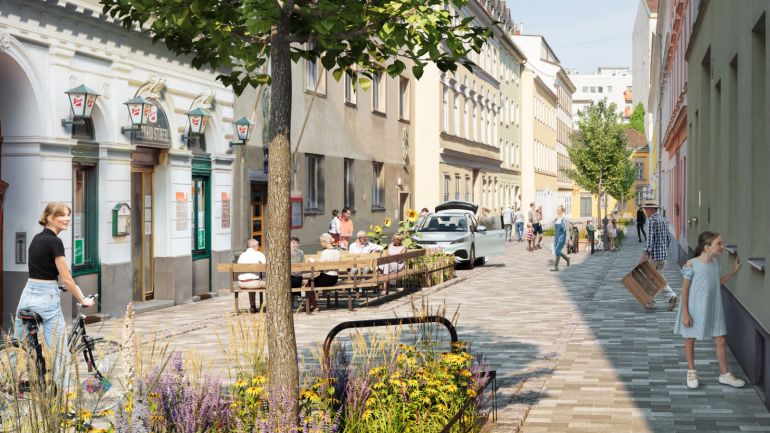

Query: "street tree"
<box><xmin>564</xmin><ymin>98</ymin><xmax>634</xmax><ymax>220</ymax></box>
<box><xmin>100</xmin><ymin>0</ymin><xmax>490</xmax><ymax>423</ymax></box>
<box><xmin>629</xmin><ymin>102</ymin><xmax>646</xmax><ymax>134</ymax></box>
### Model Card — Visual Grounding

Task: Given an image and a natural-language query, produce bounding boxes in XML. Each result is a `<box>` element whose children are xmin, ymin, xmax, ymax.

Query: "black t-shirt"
<box><xmin>28</xmin><ymin>228</ymin><xmax>65</xmax><ymax>280</ymax></box>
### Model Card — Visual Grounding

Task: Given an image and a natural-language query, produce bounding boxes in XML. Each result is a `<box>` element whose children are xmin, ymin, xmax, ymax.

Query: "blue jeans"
<box><xmin>515</xmin><ymin>222</ymin><xmax>524</xmax><ymax>241</ymax></box>
<box><xmin>14</xmin><ymin>280</ymin><xmax>68</xmax><ymax>380</ymax></box>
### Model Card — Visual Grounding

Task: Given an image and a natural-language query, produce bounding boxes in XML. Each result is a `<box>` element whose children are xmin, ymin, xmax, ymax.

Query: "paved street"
<box><xmin>91</xmin><ymin>239</ymin><xmax>770</xmax><ymax>433</ymax></box>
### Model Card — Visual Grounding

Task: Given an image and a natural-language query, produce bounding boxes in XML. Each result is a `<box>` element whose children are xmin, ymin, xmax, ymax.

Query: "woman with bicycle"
<box><xmin>14</xmin><ymin>203</ymin><xmax>94</xmax><ymax>365</ymax></box>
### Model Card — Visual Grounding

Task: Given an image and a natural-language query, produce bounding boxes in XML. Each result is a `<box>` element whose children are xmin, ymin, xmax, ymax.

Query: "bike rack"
<box><xmin>322</xmin><ymin>315</ymin><xmax>497</xmax><ymax>431</ymax></box>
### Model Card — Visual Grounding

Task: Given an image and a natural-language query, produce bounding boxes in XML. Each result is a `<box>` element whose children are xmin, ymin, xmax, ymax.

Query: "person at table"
<box><xmin>306</xmin><ymin>233</ymin><xmax>341</xmax><ymax>311</ymax></box>
<box><xmin>290</xmin><ymin>236</ymin><xmax>305</xmax><ymax>289</ymax></box>
<box><xmin>349</xmin><ymin>230</ymin><xmax>383</xmax><ymax>276</ymax></box>
<box><xmin>378</xmin><ymin>233</ymin><xmax>406</xmax><ymax>274</ymax></box>
<box><xmin>237</xmin><ymin>238</ymin><xmax>266</xmax><ymax>314</ymax></box>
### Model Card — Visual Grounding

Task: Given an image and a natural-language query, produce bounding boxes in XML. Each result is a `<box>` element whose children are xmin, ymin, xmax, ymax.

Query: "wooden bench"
<box><xmin>218</xmin><ymin>248</ymin><xmax>452</xmax><ymax>314</ymax></box>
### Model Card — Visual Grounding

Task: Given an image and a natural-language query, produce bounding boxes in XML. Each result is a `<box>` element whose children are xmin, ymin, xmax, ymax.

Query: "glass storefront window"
<box><xmin>72</xmin><ymin>165</ymin><xmax>97</xmax><ymax>271</ymax></box>
<box><xmin>192</xmin><ymin>176</ymin><xmax>209</xmax><ymax>255</ymax></box>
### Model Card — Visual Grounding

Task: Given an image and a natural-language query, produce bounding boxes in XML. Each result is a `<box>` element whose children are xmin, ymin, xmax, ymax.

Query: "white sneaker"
<box><xmin>718</xmin><ymin>372</ymin><xmax>745</xmax><ymax>388</ymax></box>
<box><xmin>686</xmin><ymin>370</ymin><xmax>699</xmax><ymax>389</ymax></box>
<box><xmin>667</xmin><ymin>295</ymin><xmax>678</xmax><ymax>311</ymax></box>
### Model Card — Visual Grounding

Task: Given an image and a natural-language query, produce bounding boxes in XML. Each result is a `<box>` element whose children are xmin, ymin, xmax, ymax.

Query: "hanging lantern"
<box><xmin>187</xmin><ymin>108</ymin><xmax>210</xmax><ymax>135</ymax></box>
<box><xmin>232</xmin><ymin>117</ymin><xmax>253</xmax><ymax>144</ymax></box>
<box><xmin>124</xmin><ymin>96</ymin><xmax>151</xmax><ymax>127</ymax></box>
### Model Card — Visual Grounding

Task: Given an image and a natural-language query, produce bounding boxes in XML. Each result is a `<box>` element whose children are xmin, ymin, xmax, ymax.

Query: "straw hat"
<box><xmin>641</xmin><ymin>200</ymin><xmax>660</xmax><ymax>209</ymax></box>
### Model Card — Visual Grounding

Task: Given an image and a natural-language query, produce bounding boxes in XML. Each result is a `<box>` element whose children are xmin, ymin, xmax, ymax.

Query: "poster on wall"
<box><xmin>175</xmin><ymin>192</ymin><xmax>188</xmax><ymax>231</ymax></box>
<box><xmin>221</xmin><ymin>192</ymin><xmax>231</xmax><ymax>229</ymax></box>
<box><xmin>73</xmin><ymin>238</ymin><xmax>84</xmax><ymax>266</ymax></box>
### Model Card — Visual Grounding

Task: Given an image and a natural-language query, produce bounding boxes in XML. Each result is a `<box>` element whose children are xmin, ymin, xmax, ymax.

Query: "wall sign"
<box><xmin>73</xmin><ymin>238</ymin><xmax>84</xmax><ymax>266</ymax></box>
<box><xmin>132</xmin><ymin>102</ymin><xmax>171</xmax><ymax>148</ymax></box>
<box><xmin>197</xmin><ymin>228</ymin><xmax>206</xmax><ymax>249</ymax></box>
<box><xmin>290</xmin><ymin>196</ymin><xmax>303</xmax><ymax>229</ymax></box>
<box><xmin>221</xmin><ymin>191</ymin><xmax>231</xmax><ymax>229</ymax></box>
<box><xmin>112</xmin><ymin>202</ymin><xmax>131</xmax><ymax>236</ymax></box>
<box><xmin>175</xmin><ymin>192</ymin><xmax>189</xmax><ymax>232</ymax></box>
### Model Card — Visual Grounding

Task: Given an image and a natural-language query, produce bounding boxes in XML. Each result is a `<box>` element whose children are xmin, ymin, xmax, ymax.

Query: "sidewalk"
<box><xmin>87</xmin><ymin>238</ymin><xmax>770</xmax><ymax>433</ymax></box>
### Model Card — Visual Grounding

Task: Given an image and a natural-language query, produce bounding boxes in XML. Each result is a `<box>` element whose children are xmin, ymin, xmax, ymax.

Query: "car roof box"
<box><xmin>435</xmin><ymin>200</ymin><xmax>478</xmax><ymax>214</ymax></box>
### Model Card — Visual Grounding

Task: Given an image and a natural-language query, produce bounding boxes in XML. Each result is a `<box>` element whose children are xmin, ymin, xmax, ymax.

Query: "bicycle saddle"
<box><xmin>17</xmin><ymin>309</ymin><xmax>42</xmax><ymax>324</ymax></box>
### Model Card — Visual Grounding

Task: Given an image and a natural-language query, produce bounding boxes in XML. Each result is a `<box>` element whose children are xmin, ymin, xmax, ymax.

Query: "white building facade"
<box><xmin>0</xmin><ymin>0</ymin><xmax>235</xmax><ymax>325</ymax></box>
<box><xmin>569</xmin><ymin>67</ymin><xmax>633</xmax><ymax>123</ymax></box>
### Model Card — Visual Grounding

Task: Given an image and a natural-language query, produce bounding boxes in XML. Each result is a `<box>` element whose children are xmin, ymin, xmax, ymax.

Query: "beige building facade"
<box><xmin>233</xmin><ymin>60</ymin><xmax>415</xmax><ymax>252</ymax></box>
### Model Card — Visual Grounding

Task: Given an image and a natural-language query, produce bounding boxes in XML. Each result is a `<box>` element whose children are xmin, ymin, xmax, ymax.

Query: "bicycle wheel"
<box><xmin>70</xmin><ymin>338</ymin><xmax>125</xmax><ymax>416</ymax></box>
<box><xmin>0</xmin><ymin>342</ymin><xmax>33</xmax><ymax>430</ymax></box>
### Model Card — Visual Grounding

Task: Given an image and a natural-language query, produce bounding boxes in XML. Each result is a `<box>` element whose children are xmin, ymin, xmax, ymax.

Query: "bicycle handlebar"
<box><xmin>76</xmin><ymin>294</ymin><xmax>98</xmax><ymax>309</ymax></box>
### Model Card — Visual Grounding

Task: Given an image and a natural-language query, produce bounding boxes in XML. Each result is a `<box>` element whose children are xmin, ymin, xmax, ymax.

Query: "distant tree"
<box><xmin>629</xmin><ymin>102</ymin><xmax>646</xmax><ymax>134</ymax></box>
<box><xmin>564</xmin><ymin>98</ymin><xmax>634</xmax><ymax>219</ymax></box>
<box><xmin>101</xmin><ymin>0</ymin><xmax>490</xmax><ymax>425</ymax></box>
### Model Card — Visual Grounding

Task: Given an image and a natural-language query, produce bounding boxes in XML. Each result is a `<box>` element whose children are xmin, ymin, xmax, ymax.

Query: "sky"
<box><xmin>507</xmin><ymin>0</ymin><xmax>639</xmax><ymax>74</ymax></box>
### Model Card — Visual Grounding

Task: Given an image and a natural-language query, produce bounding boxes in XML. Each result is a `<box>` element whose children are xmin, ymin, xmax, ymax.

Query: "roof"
<box><xmin>646</xmin><ymin>0</ymin><xmax>659</xmax><ymax>14</ymax></box>
<box><xmin>624</xmin><ymin>129</ymin><xmax>647</xmax><ymax>149</ymax></box>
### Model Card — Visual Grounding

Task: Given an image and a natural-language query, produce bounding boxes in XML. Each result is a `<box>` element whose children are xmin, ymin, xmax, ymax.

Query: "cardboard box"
<box><xmin>622</xmin><ymin>261</ymin><xmax>667</xmax><ymax>306</ymax></box>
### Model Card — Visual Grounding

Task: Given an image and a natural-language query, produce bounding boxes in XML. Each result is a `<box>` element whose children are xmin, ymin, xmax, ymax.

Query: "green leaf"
<box><xmin>332</xmin><ymin>68</ymin><xmax>345</xmax><ymax>81</ymax></box>
<box><xmin>411</xmin><ymin>64</ymin><xmax>424</xmax><ymax>80</ymax></box>
<box><xmin>358</xmin><ymin>77</ymin><xmax>372</xmax><ymax>91</ymax></box>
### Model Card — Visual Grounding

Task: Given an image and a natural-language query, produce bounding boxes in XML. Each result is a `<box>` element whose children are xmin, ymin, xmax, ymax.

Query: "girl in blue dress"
<box><xmin>675</xmin><ymin>231</ymin><xmax>745</xmax><ymax>389</ymax></box>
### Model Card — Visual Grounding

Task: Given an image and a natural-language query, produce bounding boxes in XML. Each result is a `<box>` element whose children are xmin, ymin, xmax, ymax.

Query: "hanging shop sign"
<box><xmin>132</xmin><ymin>102</ymin><xmax>171</xmax><ymax>148</ymax></box>
<box><xmin>112</xmin><ymin>202</ymin><xmax>131</xmax><ymax>236</ymax></box>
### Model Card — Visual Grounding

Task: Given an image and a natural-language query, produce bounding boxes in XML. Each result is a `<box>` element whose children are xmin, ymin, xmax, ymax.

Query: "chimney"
<box><xmin>513</xmin><ymin>22</ymin><xmax>523</xmax><ymax>35</ymax></box>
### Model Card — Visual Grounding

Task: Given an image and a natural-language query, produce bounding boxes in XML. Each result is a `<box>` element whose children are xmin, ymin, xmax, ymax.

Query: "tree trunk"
<box><xmin>265</xmin><ymin>24</ymin><xmax>299</xmax><ymax>424</ymax></box>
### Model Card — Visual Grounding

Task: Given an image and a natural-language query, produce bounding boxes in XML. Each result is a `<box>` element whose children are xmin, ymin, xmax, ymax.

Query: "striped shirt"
<box><xmin>644</xmin><ymin>212</ymin><xmax>671</xmax><ymax>261</ymax></box>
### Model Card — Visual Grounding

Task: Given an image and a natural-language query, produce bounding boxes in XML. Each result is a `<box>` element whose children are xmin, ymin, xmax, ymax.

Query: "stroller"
<box><xmin>567</xmin><ymin>222</ymin><xmax>580</xmax><ymax>254</ymax></box>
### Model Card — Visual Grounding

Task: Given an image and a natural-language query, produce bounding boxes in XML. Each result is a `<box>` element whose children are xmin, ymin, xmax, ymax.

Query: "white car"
<box><xmin>415</xmin><ymin>201</ymin><xmax>505</xmax><ymax>268</ymax></box>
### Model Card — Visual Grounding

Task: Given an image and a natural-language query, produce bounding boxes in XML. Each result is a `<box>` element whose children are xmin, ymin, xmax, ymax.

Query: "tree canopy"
<box><xmin>564</xmin><ymin>98</ymin><xmax>635</xmax><ymax>216</ymax></box>
<box><xmin>629</xmin><ymin>102</ymin><xmax>645</xmax><ymax>135</ymax></box>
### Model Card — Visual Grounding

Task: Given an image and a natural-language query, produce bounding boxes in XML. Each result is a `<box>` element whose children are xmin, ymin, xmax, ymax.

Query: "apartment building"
<box><xmin>633</xmin><ymin>0</ymin><xmax>659</xmax><ymax>139</ymax></box>
<box><xmin>686</xmin><ymin>0</ymin><xmax>770</xmax><ymax>408</ymax></box>
<box><xmin>0</xmin><ymin>0</ymin><xmax>236</xmax><ymax>324</ymax></box>
<box><xmin>233</xmin><ymin>57</ymin><xmax>415</xmax><ymax>252</ymax></box>
<box><xmin>569</xmin><ymin>67</ymin><xmax>634</xmax><ymax>123</ymax></box>
<box><xmin>497</xmin><ymin>25</ymin><xmax>526</xmax><ymax>212</ymax></box>
<box><xmin>414</xmin><ymin>0</ymin><xmax>521</xmax><ymax>216</ymax></box>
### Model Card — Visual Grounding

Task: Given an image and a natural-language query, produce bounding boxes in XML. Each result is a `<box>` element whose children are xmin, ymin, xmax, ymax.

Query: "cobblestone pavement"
<box><xmin>90</xmin><ymin>237</ymin><xmax>770</xmax><ymax>433</ymax></box>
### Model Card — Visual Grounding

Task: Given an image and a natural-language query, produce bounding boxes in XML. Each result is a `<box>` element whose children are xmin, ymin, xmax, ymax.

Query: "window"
<box><xmin>580</xmin><ymin>195</ymin><xmax>592</xmax><ymax>218</ymax></box>
<box><xmin>191</xmin><ymin>176</ymin><xmax>210</xmax><ymax>255</ymax></box>
<box><xmin>464</xmin><ymin>97</ymin><xmax>470</xmax><ymax>139</ymax></box>
<box><xmin>344</xmin><ymin>72</ymin><xmax>357</xmax><ymax>105</ymax></box>
<box><xmin>72</xmin><ymin>164</ymin><xmax>97</xmax><ymax>272</ymax></box>
<box><xmin>344</xmin><ymin>158</ymin><xmax>355</xmax><ymax>209</ymax></box>
<box><xmin>399</xmin><ymin>76</ymin><xmax>410</xmax><ymax>120</ymax></box>
<box><xmin>607</xmin><ymin>85</ymin><xmax>613</xmax><ymax>93</ymax></box>
<box><xmin>372</xmin><ymin>72</ymin><xmax>386</xmax><ymax>113</ymax></box>
<box><xmin>306</xmin><ymin>154</ymin><xmax>324</xmax><ymax>211</ymax></box>
<box><xmin>453</xmin><ymin>92</ymin><xmax>460</xmax><ymax>134</ymax></box>
<box><xmin>455</xmin><ymin>176</ymin><xmax>461</xmax><ymax>200</ymax></box>
<box><xmin>464</xmin><ymin>176</ymin><xmax>471</xmax><ymax>201</ymax></box>
<box><xmin>442</xmin><ymin>86</ymin><xmax>449</xmax><ymax>132</ymax></box>
<box><xmin>304</xmin><ymin>44</ymin><xmax>326</xmax><ymax>94</ymax></box>
<box><xmin>636</xmin><ymin>162</ymin><xmax>645</xmax><ymax>180</ymax></box>
<box><xmin>590</xmin><ymin>86</ymin><xmax>596</xmax><ymax>93</ymax></box>
<box><xmin>582</xmin><ymin>86</ymin><xmax>588</xmax><ymax>93</ymax></box>
<box><xmin>372</xmin><ymin>161</ymin><xmax>385</xmax><ymax>209</ymax></box>
<box><xmin>598</xmin><ymin>86</ymin><xmax>603</xmax><ymax>93</ymax></box>
<box><xmin>472</xmin><ymin>102</ymin><xmax>478</xmax><ymax>141</ymax></box>
<box><xmin>443</xmin><ymin>174</ymin><xmax>450</xmax><ymax>202</ymax></box>
<box><xmin>480</xmin><ymin>107</ymin><xmax>486</xmax><ymax>143</ymax></box>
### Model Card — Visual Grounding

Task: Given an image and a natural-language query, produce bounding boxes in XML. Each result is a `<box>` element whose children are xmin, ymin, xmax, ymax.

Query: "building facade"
<box><xmin>0</xmin><ymin>0</ymin><xmax>235</xmax><ymax>325</ymax></box>
<box><xmin>233</xmin><ymin>59</ymin><xmax>415</xmax><ymax>252</ymax></box>
<box><xmin>650</xmin><ymin>0</ymin><xmax>697</xmax><ymax>262</ymax></box>
<box><xmin>685</xmin><ymin>0</ymin><xmax>770</xmax><ymax>408</ymax></box>
<box><xmin>633</xmin><ymin>0</ymin><xmax>659</xmax><ymax>139</ymax></box>
<box><xmin>569</xmin><ymin>67</ymin><xmax>634</xmax><ymax>123</ymax></box>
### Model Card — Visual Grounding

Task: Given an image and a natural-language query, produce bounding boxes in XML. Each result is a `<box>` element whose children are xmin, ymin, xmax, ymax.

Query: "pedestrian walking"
<box><xmin>529</xmin><ymin>202</ymin><xmax>543</xmax><ymax>250</ymax></box>
<box><xmin>608</xmin><ymin>218</ymin><xmax>618</xmax><ymax>251</ymax></box>
<box><xmin>636</xmin><ymin>206</ymin><xmax>647</xmax><ymax>243</ymax></box>
<box><xmin>674</xmin><ymin>230</ymin><xmax>745</xmax><ymax>389</ymax></box>
<box><xmin>550</xmin><ymin>205</ymin><xmax>571</xmax><ymax>271</ymax></box>
<box><xmin>501</xmin><ymin>205</ymin><xmax>514</xmax><ymax>242</ymax></box>
<box><xmin>514</xmin><ymin>206</ymin><xmax>525</xmax><ymax>242</ymax></box>
<box><xmin>536</xmin><ymin>206</ymin><xmax>544</xmax><ymax>248</ymax></box>
<box><xmin>639</xmin><ymin>200</ymin><xmax>678</xmax><ymax>311</ymax></box>
<box><xmin>586</xmin><ymin>218</ymin><xmax>596</xmax><ymax>255</ymax></box>
<box><xmin>525</xmin><ymin>223</ymin><xmax>534</xmax><ymax>251</ymax></box>
<box><xmin>328</xmin><ymin>209</ymin><xmax>341</xmax><ymax>247</ymax></box>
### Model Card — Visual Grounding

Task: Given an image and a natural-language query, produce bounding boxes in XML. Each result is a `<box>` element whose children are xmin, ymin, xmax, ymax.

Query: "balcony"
<box><xmin>624</xmin><ymin>89</ymin><xmax>633</xmax><ymax>103</ymax></box>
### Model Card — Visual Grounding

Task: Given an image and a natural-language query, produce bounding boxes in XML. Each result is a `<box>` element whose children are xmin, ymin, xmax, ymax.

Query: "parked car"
<box><xmin>414</xmin><ymin>201</ymin><xmax>505</xmax><ymax>268</ymax></box>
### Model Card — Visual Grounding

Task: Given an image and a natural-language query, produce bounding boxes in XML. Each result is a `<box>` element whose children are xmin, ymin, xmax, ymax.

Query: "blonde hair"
<box><xmin>319</xmin><ymin>233</ymin><xmax>334</xmax><ymax>249</ymax></box>
<box><xmin>38</xmin><ymin>202</ymin><xmax>71</xmax><ymax>226</ymax></box>
<box><xmin>392</xmin><ymin>233</ymin><xmax>404</xmax><ymax>243</ymax></box>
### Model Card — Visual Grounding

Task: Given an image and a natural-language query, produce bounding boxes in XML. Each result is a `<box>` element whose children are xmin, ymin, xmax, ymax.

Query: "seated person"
<box><xmin>378</xmin><ymin>233</ymin><xmax>406</xmax><ymax>274</ymax></box>
<box><xmin>306</xmin><ymin>233</ymin><xmax>341</xmax><ymax>311</ymax></box>
<box><xmin>290</xmin><ymin>236</ymin><xmax>305</xmax><ymax>288</ymax></box>
<box><xmin>349</xmin><ymin>230</ymin><xmax>383</xmax><ymax>275</ymax></box>
<box><xmin>237</xmin><ymin>239</ymin><xmax>266</xmax><ymax>314</ymax></box>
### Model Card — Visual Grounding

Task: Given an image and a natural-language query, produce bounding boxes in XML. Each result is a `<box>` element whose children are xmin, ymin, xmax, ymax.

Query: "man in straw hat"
<box><xmin>639</xmin><ymin>200</ymin><xmax>677</xmax><ymax>311</ymax></box>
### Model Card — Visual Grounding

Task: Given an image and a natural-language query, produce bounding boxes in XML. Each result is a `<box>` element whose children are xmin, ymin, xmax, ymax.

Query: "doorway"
<box><xmin>131</xmin><ymin>168</ymin><xmax>154</xmax><ymax>301</ymax></box>
<box><xmin>250</xmin><ymin>183</ymin><xmax>266</xmax><ymax>247</ymax></box>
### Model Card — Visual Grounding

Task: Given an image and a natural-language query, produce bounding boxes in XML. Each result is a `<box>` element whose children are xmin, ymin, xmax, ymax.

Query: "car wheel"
<box><xmin>474</xmin><ymin>256</ymin><xmax>486</xmax><ymax>266</ymax></box>
<box><xmin>467</xmin><ymin>245</ymin><xmax>476</xmax><ymax>269</ymax></box>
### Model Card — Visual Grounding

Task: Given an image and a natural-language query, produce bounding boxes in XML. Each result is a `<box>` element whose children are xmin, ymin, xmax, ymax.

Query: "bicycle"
<box><xmin>0</xmin><ymin>293</ymin><xmax>125</xmax><ymax>428</ymax></box>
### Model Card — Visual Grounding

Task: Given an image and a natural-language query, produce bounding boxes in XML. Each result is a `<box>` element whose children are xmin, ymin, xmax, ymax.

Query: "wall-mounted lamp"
<box><xmin>229</xmin><ymin>117</ymin><xmax>253</xmax><ymax>147</ymax></box>
<box><xmin>121</xmin><ymin>96</ymin><xmax>151</xmax><ymax>134</ymax></box>
<box><xmin>182</xmin><ymin>107</ymin><xmax>210</xmax><ymax>144</ymax></box>
<box><xmin>61</xmin><ymin>85</ymin><xmax>99</xmax><ymax>127</ymax></box>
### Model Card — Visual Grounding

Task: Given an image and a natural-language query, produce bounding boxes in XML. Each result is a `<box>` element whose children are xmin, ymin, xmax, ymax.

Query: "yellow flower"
<box><xmin>406</xmin><ymin>209</ymin><xmax>418</xmax><ymax>221</ymax></box>
<box><xmin>246</xmin><ymin>386</ymin><xmax>263</xmax><ymax>397</ymax></box>
<box><xmin>374</xmin><ymin>225</ymin><xmax>382</xmax><ymax>234</ymax></box>
<box><xmin>383</xmin><ymin>217</ymin><xmax>392</xmax><ymax>228</ymax></box>
<box><xmin>467</xmin><ymin>388</ymin><xmax>478</xmax><ymax>397</ymax></box>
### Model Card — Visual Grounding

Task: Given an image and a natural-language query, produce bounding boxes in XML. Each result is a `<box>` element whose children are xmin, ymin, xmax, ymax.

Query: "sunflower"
<box><xmin>406</xmin><ymin>209</ymin><xmax>418</xmax><ymax>221</ymax></box>
<box><xmin>383</xmin><ymin>217</ymin><xmax>392</xmax><ymax>228</ymax></box>
<box><xmin>374</xmin><ymin>225</ymin><xmax>383</xmax><ymax>234</ymax></box>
